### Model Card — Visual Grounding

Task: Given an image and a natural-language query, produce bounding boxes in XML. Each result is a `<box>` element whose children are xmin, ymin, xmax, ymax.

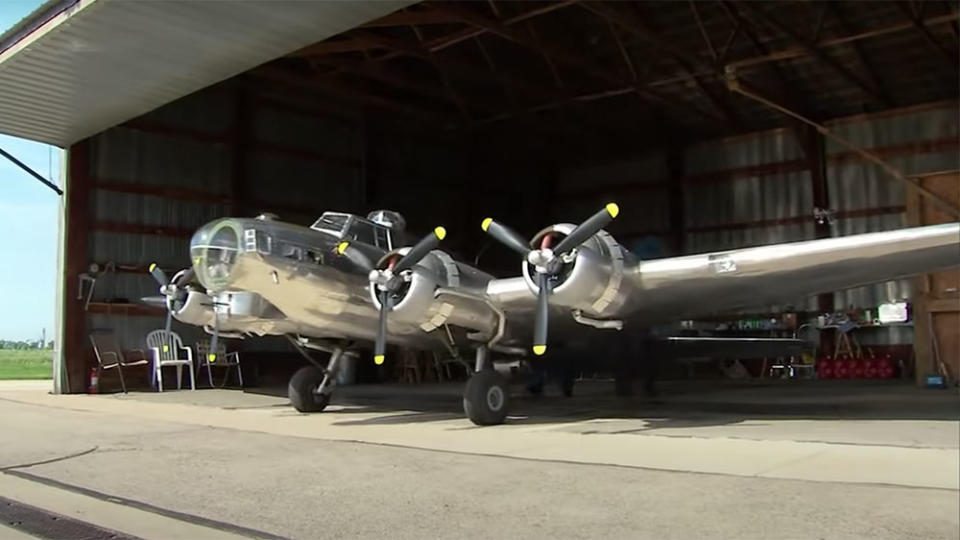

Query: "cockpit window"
<box><xmin>374</xmin><ymin>226</ymin><xmax>390</xmax><ymax>249</ymax></box>
<box><xmin>310</xmin><ymin>213</ymin><xmax>349</xmax><ymax>236</ymax></box>
<box><xmin>311</xmin><ymin>212</ymin><xmax>391</xmax><ymax>248</ymax></box>
<box><xmin>346</xmin><ymin>220</ymin><xmax>377</xmax><ymax>246</ymax></box>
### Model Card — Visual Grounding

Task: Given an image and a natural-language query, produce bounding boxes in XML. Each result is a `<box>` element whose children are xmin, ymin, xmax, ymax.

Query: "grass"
<box><xmin>0</xmin><ymin>349</ymin><xmax>53</xmax><ymax>380</ymax></box>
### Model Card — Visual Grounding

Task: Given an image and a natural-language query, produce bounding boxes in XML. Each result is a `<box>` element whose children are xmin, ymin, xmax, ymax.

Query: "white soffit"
<box><xmin>0</xmin><ymin>0</ymin><xmax>412</xmax><ymax>147</ymax></box>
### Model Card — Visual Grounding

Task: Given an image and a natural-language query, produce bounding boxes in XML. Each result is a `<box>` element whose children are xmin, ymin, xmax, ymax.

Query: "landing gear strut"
<box><xmin>288</xmin><ymin>345</ymin><xmax>349</xmax><ymax>413</ymax></box>
<box><xmin>463</xmin><ymin>346</ymin><xmax>510</xmax><ymax>425</ymax></box>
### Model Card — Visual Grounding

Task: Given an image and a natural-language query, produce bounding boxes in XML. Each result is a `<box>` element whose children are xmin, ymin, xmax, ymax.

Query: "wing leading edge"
<box><xmin>624</xmin><ymin>222</ymin><xmax>959</xmax><ymax>322</ymax></box>
<box><xmin>484</xmin><ymin>222</ymin><xmax>959</xmax><ymax>330</ymax></box>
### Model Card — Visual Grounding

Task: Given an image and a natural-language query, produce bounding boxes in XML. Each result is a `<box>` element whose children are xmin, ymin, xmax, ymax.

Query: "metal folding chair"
<box><xmin>146</xmin><ymin>330</ymin><xmax>196</xmax><ymax>392</ymax></box>
<box><xmin>89</xmin><ymin>330</ymin><xmax>150</xmax><ymax>393</ymax></box>
<box><xmin>195</xmin><ymin>339</ymin><xmax>243</xmax><ymax>388</ymax></box>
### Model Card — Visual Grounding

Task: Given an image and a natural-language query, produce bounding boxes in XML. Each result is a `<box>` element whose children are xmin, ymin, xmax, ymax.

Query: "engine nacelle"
<box><xmin>170</xmin><ymin>289</ymin><xmax>214</xmax><ymax>327</ymax></box>
<box><xmin>172</xmin><ymin>288</ymin><xmax>285</xmax><ymax>336</ymax></box>
<box><xmin>521</xmin><ymin>223</ymin><xmax>627</xmax><ymax>317</ymax></box>
<box><xmin>369</xmin><ymin>249</ymin><xmax>464</xmax><ymax>332</ymax></box>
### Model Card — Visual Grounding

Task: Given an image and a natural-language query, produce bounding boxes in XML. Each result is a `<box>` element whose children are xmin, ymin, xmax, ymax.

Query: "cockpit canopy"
<box><xmin>310</xmin><ymin>212</ymin><xmax>397</xmax><ymax>250</ymax></box>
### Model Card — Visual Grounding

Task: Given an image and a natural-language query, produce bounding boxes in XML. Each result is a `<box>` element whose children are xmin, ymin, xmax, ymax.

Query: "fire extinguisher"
<box><xmin>88</xmin><ymin>367</ymin><xmax>99</xmax><ymax>394</ymax></box>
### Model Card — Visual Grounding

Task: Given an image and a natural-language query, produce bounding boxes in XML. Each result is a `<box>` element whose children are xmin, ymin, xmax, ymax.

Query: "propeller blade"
<box><xmin>481</xmin><ymin>218</ymin><xmax>530</xmax><ymax>256</ymax></box>
<box><xmin>532</xmin><ymin>272</ymin><xmax>551</xmax><ymax>356</ymax></box>
<box><xmin>393</xmin><ymin>226</ymin><xmax>446</xmax><ymax>273</ymax></box>
<box><xmin>139</xmin><ymin>296</ymin><xmax>167</xmax><ymax>308</ymax></box>
<box><xmin>335</xmin><ymin>241</ymin><xmax>375</xmax><ymax>272</ymax></box>
<box><xmin>175</xmin><ymin>267</ymin><xmax>195</xmax><ymax>286</ymax></box>
<box><xmin>552</xmin><ymin>203</ymin><xmax>619</xmax><ymax>255</ymax></box>
<box><xmin>164</xmin><ymin>309</ymin><xmax>173</xmax><ymax>333</ymax></box>
<box><xmin>148</xmin><ymin>263</ymin><xmax>168</xmax><ymax>287</ymax></box>
<box><xmin>208</xmin><ymin>307</ymin><xmax>220</xmax><ymax>364</ymax></box>
<box><xmin>374</xmin><ymin>290</ymin><xmax>392</xmax><ymax>365</ymax></box>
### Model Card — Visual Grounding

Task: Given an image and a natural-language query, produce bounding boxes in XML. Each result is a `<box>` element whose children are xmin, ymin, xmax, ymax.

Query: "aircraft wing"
<box><xmin>487</xmin><ymin>222</ymin><xmax>960</xmax><ymax>329</ymax></box>
<box><xmin>626</xmin><ymin>222</ymin><xmax>959</xmax><ymax>323</ymax></box>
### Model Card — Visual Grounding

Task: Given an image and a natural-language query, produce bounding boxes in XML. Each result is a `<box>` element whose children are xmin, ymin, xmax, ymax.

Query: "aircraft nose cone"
<box><xmin>190</xmin><ymin>219</ymin><xmax>242</xmax><ymax>292</ymax></box>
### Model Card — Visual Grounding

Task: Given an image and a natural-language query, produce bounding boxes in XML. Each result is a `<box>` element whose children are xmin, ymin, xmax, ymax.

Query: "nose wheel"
<box><xmin>463</xmin><ymin>369</ymin><xmax>510</xmax><ymax>426</ymax></box>
<box><xmin>287</xmin><ymin>344</ymin><xmax>347</xmax><ymax>413</ymax></box>
<box><xmin>288</xmin><ymin>366</ymin><xmax>331</xmax><ymax>412</ymax></box>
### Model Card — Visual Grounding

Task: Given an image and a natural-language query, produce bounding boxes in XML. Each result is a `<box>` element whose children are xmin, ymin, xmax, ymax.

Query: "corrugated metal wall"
<box><xmin>554</xmin><ymin>153</ymin><xmax>672</xmax><ymax>259</ymax></box>
<box><xmin>684</xmin><ymin>131</ymin><xmax>812</xmax><ymax>247</ymax></box>
<box><xmin>84</xmin><ymin>86</ymin><xmax>365</xmax><ymax>350</ymax></box>
<box><xmin>825</xmin><ymin>103</ymin><xmax>959</xmax><ymax>309</ymax></box>
<box><xmin>556</xmin><ymin>101</ymin><xmax>958</xmax><ymax>318</ymax></box>
<box><xmin>83</xmin><ymin>90</ymin><xmax>957</xmax><ymax>353</ymax></box>
<box><xmin>246</xmin><ymin>105</ymin><xmax>363</xmax><ymax>224</ymax></box>
<box><xmin>87</xmin><ymin>89</ymin><xmax>234</xmax><ymax>349</ymax></box>
<box><xmin>680</xmin><ymin>103</ymin><xmax>957</xmax><ymax>313</ymax></box>
<box><xmin>682</xmin><ymin>129</ymin><xmax>817</xmax><ymax>312</ymax></box>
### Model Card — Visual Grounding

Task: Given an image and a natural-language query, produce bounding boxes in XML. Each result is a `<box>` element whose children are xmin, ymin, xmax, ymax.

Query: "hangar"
<box><xmin>0</xmin><ymin>0</ymin><xmax>956</xmax><ymax>397</ymax></box>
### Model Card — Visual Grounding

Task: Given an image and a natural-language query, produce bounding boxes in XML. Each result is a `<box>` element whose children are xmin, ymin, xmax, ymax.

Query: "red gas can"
<box><xmin>878</xmin><ymin>356</ymin><xmax>895</xmax><ymax>379</ymax></box>
<box><xmin>833</xmin><ymin>359</ymin><xmax>849</xmax><ymax>379</ymax></box>
<box><xmin>863</xmin><ymin>359</ymin><xmax>877</xmax><ymax>379</ymax></box>
<box><xmin>819</xmin><ymin>361</ymin><xmax>833</xmax><ymax>379</ymax></box>
<box><xmin>851</xmin><ymin>359</ymin><xmax>864</xmax><ymax>379</ymax></box>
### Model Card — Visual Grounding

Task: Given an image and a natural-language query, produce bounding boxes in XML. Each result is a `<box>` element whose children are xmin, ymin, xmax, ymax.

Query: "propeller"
<box><xmin>147</xmin><ymin>263</ymin><xmax>195</xmax><ymax>333</ymax></box>
<box><xmin>335</xmin><ymin>241</ymin><xmax>375</xmax><ymax>272</ymax></box>
<box><xmin>148</xmin><ymin>264</ymin><xmax>168</xmax><ymax>288</ymax></box>
<box><xmin>148</xmin><ymin>262</ymin><xmax>223</xmax><ymax>364</ymax></box>
<box><xmin>208</xmin><ymin>303</ymin><xmax>221</xmax><ymax>365</ymax></box>
<box><xmin>139</xmin><ymin>296</ymin><xmax>168</xmax><ymax>309</ymax></box>
<box><xmin>335</xmin><ymin>226</ymin><xmax>447</xmax><ymax>365</ymax></box>
<box><xmin>481</xmin><ymin>203</ymin><xmax>619</xmax><ymax>356</ymax></box>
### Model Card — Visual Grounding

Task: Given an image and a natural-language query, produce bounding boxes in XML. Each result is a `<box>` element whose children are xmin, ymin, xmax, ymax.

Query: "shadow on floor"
<box><xmin>242</xmin><ymin>378</ymin><xmax>960</xmax><ymax>429</ymax></box>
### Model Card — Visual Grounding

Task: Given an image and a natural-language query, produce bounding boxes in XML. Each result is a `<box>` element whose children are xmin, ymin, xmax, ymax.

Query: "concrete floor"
<box><xmin>1</xmin><ymin>379</ymin><xmax>957</xmax><ymax>540</ymax></box>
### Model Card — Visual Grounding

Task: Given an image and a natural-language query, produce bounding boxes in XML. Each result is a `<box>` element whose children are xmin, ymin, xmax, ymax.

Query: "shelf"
<box><xmin>818</xmin><ymin>323</ymin><xmax>914</xmax><ymax>330</ymax></box>
<box><xmin>86</xmin><ymin>302</ymin><xmax>165</xmax><ymax>317</ymax></box>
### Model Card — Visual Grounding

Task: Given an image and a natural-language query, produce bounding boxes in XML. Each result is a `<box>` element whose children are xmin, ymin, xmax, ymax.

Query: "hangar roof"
<box><xmin>263</xmin><ymin>1</ymin><xmax>958</xmax><ymax>147</ymax></box>
<box><xmin>0</xmin><ymin>1</ymin><xmax>957</xmax><ymax>150</ymax></box>
<box><xmin>0</xmin><ymin>0</ymin><xmax>410</xmax><ymax>147</ymax></box>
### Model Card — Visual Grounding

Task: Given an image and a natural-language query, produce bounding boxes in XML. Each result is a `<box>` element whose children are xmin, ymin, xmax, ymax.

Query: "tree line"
<box><xmin>0</xmin><ymin>340</ymin><xmax>53</xmax><ymax>350</ymax></box>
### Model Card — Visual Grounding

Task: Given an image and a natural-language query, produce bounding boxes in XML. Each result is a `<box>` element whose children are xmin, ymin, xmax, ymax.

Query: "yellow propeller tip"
<box><xmin>374</xmin><ymin>354</ymin><xmax>385</xmax><ymax>365</ymax></box>
<box><xmin>434</xmin><ymin>226</ymin><xmax>446</xmax><ymax>240</ymax></box>
<box><xmin>481</xmin><ymin>218</ymin><xmax>493</xmax><ymax>232</ymax></box>
<box><xmin>148</xmin><ymin>263</ymin><xmax>157</xmax><ymax>272</ymax></box>
<box><xmin>208</xmin><ymin>354</ymin><xmax>216</xmax><ymax>362</ymax></box>
<box><xmin>532</xmin><ymin>345</ymin><xmax>547</xmax><ymax>356</ymax></box>
<box><xmin>336</xmin><ymin>242</ymin><xmax>349</xmax><ymax>255</ymax></box>
<box><xmin>605</xmin><ymin>203</ymin><xmax>620</xmax><ymax>218</ymax></box>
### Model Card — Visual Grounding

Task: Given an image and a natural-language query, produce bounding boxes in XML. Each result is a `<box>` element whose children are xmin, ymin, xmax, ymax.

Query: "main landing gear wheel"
<box><xmin>288</xmin><ymin>366</ymin><xmax>331</xmax><ymax>413</ymax></box>
<box><xmin>463</xmin><ymin>369</ymin><xmax>510</xmax><ymax>426</ymax></box>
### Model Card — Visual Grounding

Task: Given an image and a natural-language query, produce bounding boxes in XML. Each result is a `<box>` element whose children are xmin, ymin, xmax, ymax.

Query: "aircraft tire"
<box><xmin>288</xmin><ymin>366</ymin><xmax>330</xmax><ymax>413</ymax></box>
<box><xmin>463</xmin><ymin>369</ymin><xmax>510</xmax><ymax>426</ymax></box>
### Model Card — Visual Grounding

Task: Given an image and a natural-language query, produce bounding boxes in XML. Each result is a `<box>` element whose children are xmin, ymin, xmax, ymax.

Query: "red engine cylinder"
<box><xmin>863</xmin><ymin>359</ymin><xmax>877</xmax><ymax>379</ymax></box>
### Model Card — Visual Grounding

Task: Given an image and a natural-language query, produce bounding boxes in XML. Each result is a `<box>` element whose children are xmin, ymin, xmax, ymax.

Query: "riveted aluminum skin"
<box><xmin>181</xmin><ymin>213</ymin><xmax>960</xmax><ymax>353</ymax></box>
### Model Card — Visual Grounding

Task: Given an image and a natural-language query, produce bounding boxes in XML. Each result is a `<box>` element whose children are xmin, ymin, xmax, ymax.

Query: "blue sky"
<box><xmin>0</xmin><ymin>0</ymin><xmax>59</xmax><ymax>341</ymax></box>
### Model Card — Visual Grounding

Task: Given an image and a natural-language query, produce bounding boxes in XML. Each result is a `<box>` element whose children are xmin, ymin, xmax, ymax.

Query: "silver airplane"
<box><xmin>147</xmin><ymin>205</ymin><xmax>960</xmax><ymax>425</ymax></box>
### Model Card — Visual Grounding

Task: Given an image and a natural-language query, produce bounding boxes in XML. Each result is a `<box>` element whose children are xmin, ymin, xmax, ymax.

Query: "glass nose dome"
<box><xmin>190</xmin><ymin>220</ymin><xmax>241</xmax><ymax>291</ymax></box>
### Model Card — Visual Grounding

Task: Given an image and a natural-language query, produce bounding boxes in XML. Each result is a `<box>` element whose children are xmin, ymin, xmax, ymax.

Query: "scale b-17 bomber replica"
<box><xmin>147</xmin><ymin>205</ymin><xmax>959</xmax><ymax>425</ymax></box>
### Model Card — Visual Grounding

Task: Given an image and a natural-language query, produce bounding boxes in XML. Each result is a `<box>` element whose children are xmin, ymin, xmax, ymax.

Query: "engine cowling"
<box><xmin>521</xmin><ymin>223</ymin><xmax>627</xmax><ymax>317</ymax></box>
<box><xmin>369</xmin><ymin>249</ymin><xmax>468</xmax><ymax>332</ymax></box>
